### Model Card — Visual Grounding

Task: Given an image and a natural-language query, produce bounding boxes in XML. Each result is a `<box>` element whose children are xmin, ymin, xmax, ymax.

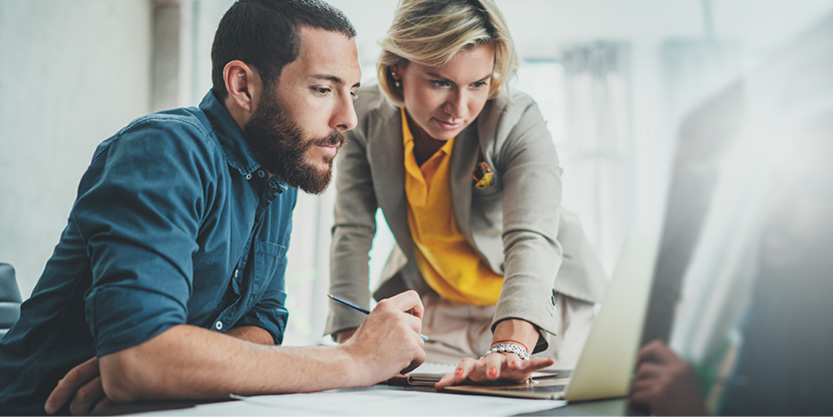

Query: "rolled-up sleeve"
<box><xmin>76</xmin><ymin>117</ymin><xmax>216</xmax><ymax>356</ymax></box>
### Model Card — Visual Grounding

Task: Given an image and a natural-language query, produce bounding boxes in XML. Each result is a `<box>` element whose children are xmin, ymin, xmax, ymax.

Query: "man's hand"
<box><xmin>339</xmin><ymin>290</ymin><xmax>426</xmax><ymax>384</ymax></box>
<box><xmin>45</xmin><ymin>357</ymin><xmax>113</xmax><ymax>415</ymax></box>
<box><xmin>434</xmin><ymin>353</ymin><xmax>554</xmax><ymax>389</ymax></box>
<box><xmin>630</xmin><ymin>340</ymin><xmax>709</xmax><ymax>416</ymax></box>
<box><xmin>335</xmin><ymin>327</ymin><xmax>357</xmax><ymax>344</ymax></box>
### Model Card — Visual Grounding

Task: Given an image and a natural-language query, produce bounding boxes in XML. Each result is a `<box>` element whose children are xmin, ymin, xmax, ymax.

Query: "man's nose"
<box><xmin>332</xmin><ymin>93</ymin><xmax>358</xmax><ymax>131</ymax></box>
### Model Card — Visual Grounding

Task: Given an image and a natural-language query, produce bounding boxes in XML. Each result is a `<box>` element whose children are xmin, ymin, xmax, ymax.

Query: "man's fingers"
<box><xmin>634</xmin><ymin>362</ymin><xmax>662</xmax><ymax>380</ymax></box>
<box><xmin>402</xmin><ymin>345</ymin><xmax>426</xmax><ymax>375</ymax></box>
<box><xmin>629</xmin><ymin>389</ymin><xmax>654</xmax><ymax>405</ymax></box>
<box><xmin>404</xmin><ymin>313</ymin><xmax>423</xmax><ymax>339</ymax></box>
<box><xmin>380</xmin><ymin>290</ymin><xmax>424</xmax><ymax>319</ymax></box>
<box><xmin>637</xmin><ymin>339</ymin><xmax>675</xmax><ymax>364</ymax></box>
<box><xmin>44</xmin><ymin>379</ymin><xmax>68</xmax><ymax>415</ymax></box>
<box><xmin>69</xmin><ymin>376</ymin><xmax>105</xmax><ymax>416</ymax></box>
<box><xmin>629</xmin><ymin>378</ymin><xmax>656</xmax><ymax>394</ymax></box>
<box><xmin>45</xmin><ymin>358</ymin><xmax>100</xmax><ymax>414</ymax></box>
<box><xmin>92</xmin><ymin>398</ymin><xmax>116</xmax><ymax>414</ymax></box>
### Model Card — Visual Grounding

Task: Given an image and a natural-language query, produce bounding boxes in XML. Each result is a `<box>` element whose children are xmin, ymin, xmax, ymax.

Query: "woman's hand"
<box><xmin>434</xmin><ymin>318</ymin><xmax>553</xmax><ymax>389</ymax></box>
<box><xmin>434</xmin><ymin>352</ymin><xmax>554</xmax><ymax>389</ymax></box>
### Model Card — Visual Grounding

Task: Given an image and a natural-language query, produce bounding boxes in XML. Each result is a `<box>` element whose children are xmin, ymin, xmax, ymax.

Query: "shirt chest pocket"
<box><xmin>248</xmin><ymin>240</ymin><xmax>287</xmax><ymax>302</ymax></box>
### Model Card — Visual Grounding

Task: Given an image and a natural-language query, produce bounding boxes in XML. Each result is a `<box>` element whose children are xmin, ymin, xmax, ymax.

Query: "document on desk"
<box><xmin>136</xmin><ymin>388</ymin><xmax>566</xmax><ymax>416</ymax></box>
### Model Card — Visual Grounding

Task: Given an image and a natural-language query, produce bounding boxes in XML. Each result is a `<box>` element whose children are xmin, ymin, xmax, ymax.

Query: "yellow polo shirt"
<box><xmin>402</xmin><ymin>110</ymin><xmax>504</xmax><ymax>306</ymax></box>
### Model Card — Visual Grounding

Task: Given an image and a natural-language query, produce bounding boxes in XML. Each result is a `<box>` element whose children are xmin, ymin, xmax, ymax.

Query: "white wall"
<box><xmin>0</xmin><ymin>0</ymin><xmax>152</xmax><ymax>298</ymax></box>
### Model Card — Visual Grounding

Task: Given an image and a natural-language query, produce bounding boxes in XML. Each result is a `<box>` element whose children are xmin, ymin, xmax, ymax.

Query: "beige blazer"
<box><xmin>325</xmin><ymin>85</ymin><xmax>607</xmax><ymax>342</ymax></box>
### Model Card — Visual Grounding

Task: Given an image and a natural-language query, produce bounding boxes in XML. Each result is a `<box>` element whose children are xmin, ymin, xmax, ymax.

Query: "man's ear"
<box><xmin>223</xmin><ymin>60</ymin><xmax>261</xmax><ymax>114</ymax></box>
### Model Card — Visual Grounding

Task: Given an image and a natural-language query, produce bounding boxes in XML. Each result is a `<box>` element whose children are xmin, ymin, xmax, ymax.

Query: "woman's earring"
<box><xmin>392</xmin><ymin>72</ymin><xmax>401</xmax><ymax>88</ymax></box>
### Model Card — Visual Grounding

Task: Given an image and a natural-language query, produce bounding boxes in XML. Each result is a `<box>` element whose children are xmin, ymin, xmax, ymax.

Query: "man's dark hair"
<box><xmin>211</xmin><ymin>0</ymin><xmax>356</xmax><ymax>100</ymax></box>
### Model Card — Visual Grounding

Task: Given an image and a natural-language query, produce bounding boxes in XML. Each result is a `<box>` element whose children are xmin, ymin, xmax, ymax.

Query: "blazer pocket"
<box><xmin>471</xmin><ymin>161</ymin><xmax>501</xmax><ymax>198</ymax></box>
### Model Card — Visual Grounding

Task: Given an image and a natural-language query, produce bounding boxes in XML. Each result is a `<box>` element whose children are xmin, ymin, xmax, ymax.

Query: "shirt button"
<box><xmin>245</xmin><ymin>174</ymin><xmax>252</xmax><ymax>180</ymax></box>
<box><xmin>214</xmin><ymin>321</ymin><xmax>223</xmax><ymax>330</ymax></box>
<box><xmin>257</xmin><ymin>170</ymin><xmax>266</xmax><ymax>178</ymax></box>
<box><xmin>233</xmin><ymin>268</ymin><xmax>238</xmax><ymax>278</ymax></box>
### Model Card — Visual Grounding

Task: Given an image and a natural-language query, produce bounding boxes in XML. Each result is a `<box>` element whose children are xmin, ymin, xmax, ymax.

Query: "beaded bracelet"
<box><xmin>491</xmin><ymin>339</ymin><xmax>530</xmax><ymax>353</ymax></box>
<box><xmin>484</xmin><ymin>342</ymin><xmax>530</xmax><ymax>361</ymax></box>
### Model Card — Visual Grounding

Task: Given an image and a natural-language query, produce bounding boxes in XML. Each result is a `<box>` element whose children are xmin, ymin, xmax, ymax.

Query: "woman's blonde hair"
<box><xmin>377</xmin><ymin>0</ymin><xmax>519</xmax><ymax>106</ymax></box>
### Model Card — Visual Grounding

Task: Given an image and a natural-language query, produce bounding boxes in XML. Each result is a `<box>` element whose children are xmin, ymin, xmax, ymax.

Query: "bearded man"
<box><xmin>0</xmin><ymin>1</ymin><xmax>426</xmax><ymax>415</ymax></box>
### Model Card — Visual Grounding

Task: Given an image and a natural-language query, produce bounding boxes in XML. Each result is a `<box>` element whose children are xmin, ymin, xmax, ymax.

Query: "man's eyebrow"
<box><xmin>311</xmin><ymin>74</ymin><xmax>361</xmax><ymax>89</ymax></box>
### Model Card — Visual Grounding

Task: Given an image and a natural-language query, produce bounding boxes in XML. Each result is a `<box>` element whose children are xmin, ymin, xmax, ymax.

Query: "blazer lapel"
<box><xmin>367</xmin><ymin>106</ymin><xmax>413</xmax><ymax>254</ymax></box>
<box><xmin>450</xmin><ymin>124</ymin><xmax>480</xmax><ymax>243</ymax></box>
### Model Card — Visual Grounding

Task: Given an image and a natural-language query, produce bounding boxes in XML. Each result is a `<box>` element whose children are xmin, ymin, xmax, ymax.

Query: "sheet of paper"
<box><xmin>135</xmin><ymin>388</ymin><xmax>566</xmax><ymax>416</ymax></box>
<box><xmin>408</xmin><ymin>361</ymin><xmax>457</xmax><ymax>374</ymax></box>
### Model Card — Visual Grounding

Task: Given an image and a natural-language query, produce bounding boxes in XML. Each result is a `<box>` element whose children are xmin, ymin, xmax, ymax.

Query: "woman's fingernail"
<box><xmin>511</xmin><ymin>360</ymin><xmax>518</xmax><ymax>367</ymax></box>
<box><xmin>455</xmin><ymin>368</ymin><xmax>464</xmax><ymax>376</ymax></box>
<box><xmin>488</xmin><ymin>367</ymin><xmax>497</xmax><ymax>376</ymax></box>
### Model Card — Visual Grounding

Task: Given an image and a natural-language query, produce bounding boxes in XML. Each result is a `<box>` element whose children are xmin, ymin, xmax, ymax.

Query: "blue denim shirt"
<box><xmin>0</xmin><ymin>91</ymin><xmax>295</xmax><ymax>415</ymax></box>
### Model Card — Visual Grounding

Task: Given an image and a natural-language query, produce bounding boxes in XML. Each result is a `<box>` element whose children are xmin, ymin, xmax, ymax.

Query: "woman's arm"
<box><xmin>438</xmin><ymin>94</ymin><xmax>563</xmax><ymax>387</ymax></box>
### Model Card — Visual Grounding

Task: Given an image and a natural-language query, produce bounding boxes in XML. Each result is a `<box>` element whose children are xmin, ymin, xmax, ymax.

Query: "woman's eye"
<box><xmin>472</xmin><ymin>81</ymin><xmax>488</xmax><ymax>89</ymax></box>
<box><xmin>431</xmin><ymin>80</ymin><xmax>451</xmax><ymax>88</ymax></box>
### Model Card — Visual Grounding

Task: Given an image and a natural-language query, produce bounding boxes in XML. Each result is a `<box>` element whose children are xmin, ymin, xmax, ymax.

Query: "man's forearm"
<box><xmin>99</xmin><ymin>324</ymin><xmax>359</xmax><ymax>403</ymax></box>
<box><xmin>98</xmin><ymin>291</ymin><xmax>426</xmax><ymax>405</ymax></box>
<box><xmin>227</xmin><ymin>325</ymin><xmax>275</xmax><ymax>345</ymax></box>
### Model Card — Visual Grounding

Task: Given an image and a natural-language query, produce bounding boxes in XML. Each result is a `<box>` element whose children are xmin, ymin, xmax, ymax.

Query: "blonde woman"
<box><xmin>326</xmin><ymin>0</ymin><xmax>607</xmax><ymax>386</ymax></box>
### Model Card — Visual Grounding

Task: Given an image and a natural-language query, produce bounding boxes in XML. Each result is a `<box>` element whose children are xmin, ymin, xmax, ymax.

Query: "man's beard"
<box><xmin>243</xmin><ymin>90</ymin><xmax>344</xmax><ymax>194</ymax></box>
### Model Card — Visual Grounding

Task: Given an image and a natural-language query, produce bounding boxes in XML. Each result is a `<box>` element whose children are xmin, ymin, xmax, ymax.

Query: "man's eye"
<box><xmin>350</xmin><ymin>91</ymin><xmax>359</xmax><ymax>101</ymax></box>
<box><xmin>312</xmin><ymin>87</ymin><xmax>331</xmax><ymax>95</ymax></box>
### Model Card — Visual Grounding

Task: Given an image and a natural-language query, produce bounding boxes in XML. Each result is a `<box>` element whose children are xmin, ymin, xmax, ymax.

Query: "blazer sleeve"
<box><xmin>490</xmin><ymin>96</ymin><xmax>565</xmax><ymax>348</ymax></box>
<box><xmin>324</xmin><ymin>118</ymin><xmax>379</xmax><ymax>337</ymax></box>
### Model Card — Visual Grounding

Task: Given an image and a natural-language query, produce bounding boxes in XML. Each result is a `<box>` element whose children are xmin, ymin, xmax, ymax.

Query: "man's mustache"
<box><xmin>313</xmin><ymin>131</ymin><xmax>345</xmax><ymax>147</ymax></box>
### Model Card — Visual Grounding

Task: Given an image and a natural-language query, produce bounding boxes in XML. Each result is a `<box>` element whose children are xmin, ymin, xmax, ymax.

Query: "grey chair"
<box><xmin>0</xmin><ymin>263</ymin><xmax>22</xmax><ymax>338</ymax></box>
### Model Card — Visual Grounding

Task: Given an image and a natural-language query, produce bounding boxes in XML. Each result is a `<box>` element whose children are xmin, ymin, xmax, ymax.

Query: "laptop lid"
<box><xmin>562</xmin><ymin>228</ymin><xmax>661</xmax><ymax>401</ymax></box>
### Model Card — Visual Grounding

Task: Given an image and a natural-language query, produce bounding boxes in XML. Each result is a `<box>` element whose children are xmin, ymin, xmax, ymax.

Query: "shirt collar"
<box><xmin>198</xmin><ymin>90</ymin><xmax>262</xmax><ymax>177</ymax></box>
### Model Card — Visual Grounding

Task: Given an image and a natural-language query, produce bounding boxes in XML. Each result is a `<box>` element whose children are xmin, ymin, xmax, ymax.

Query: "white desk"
<box><xmin>107</xmin><ymin>385</ymin><xmax>628</xmax><ymax>416</ymax></box>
